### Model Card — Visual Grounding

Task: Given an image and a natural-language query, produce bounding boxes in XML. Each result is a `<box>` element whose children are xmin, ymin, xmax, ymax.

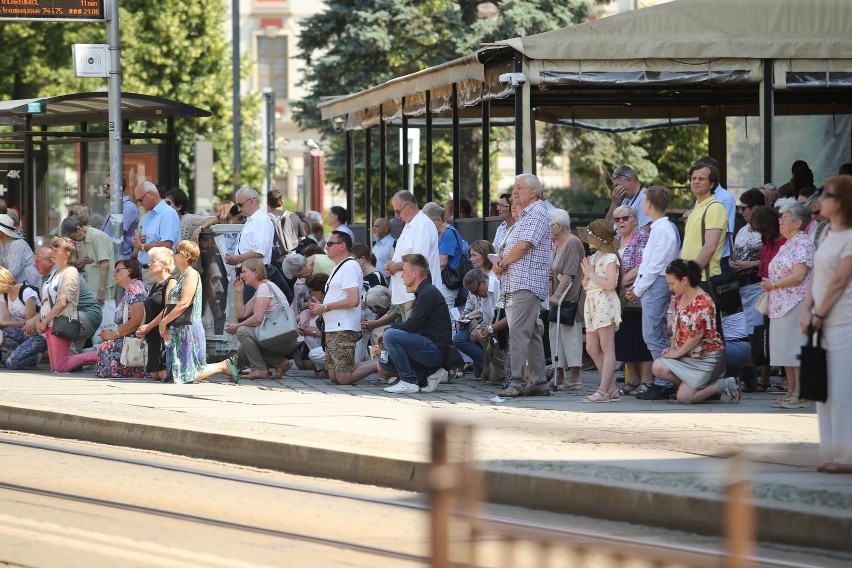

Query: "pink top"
<box><xmin>767</xmin><ymin>231</ymin><xmax>814</xmax><ymax>318</ymax></box>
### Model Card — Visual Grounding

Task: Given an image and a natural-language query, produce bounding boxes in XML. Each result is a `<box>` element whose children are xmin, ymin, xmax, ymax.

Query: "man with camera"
<box><xmin>605</xmin><ymin>165</ymin><xmax>652</xmax><ymax>231</ymax></box>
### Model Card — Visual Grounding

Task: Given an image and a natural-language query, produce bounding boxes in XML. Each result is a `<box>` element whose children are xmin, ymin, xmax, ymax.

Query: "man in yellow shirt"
<box><xmin>680</xmin><ymin>162</ymin><xmax>727</xmax><ymax>281</ymax></box>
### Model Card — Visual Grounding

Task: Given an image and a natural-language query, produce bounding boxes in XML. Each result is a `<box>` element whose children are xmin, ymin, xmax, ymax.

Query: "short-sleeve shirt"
<box><xmin>670</xmin><ymin>292</ymin><xmax>724</xmax><ymax>357</ymax></box>
<box><xmin>620</xmin><ymin>188</ymin><xmax>653</xmax><ymax>229</ymax></box>
<box><xmin>256</xmin><ymin>281</ymin><xmax>284</xmax><ymax>314</ymax></box>
<box><xmin>812</xmin><ymin>227</ymin><xmax>852</xmax><ymax>328</ymax></box>
<box><xmin>733</xmin><ymin>225</ymin><xmax>762</xmax><ymax>282</ymax></box>
<box><xmin>767</xmin><ymin>231</ymin><xmax>814</xmax><ymax>318</ymax></box>
<box><xmin>239</xmin><ymin>209</ymin><xmax>275</xmax><ymax>265</ymax></box>
<box><xmin>323</xmin><ymin>257</ymin><xmax>362</xmax><ymax>332</ymax></box>
<box><xmin>0</xmin><ymin>285</ymin><xmax>39</xmax><ymax>321</ymax></box>
<box><xmin>390</xmin><ymin>210</ymin><xmax>441</xmax><ymax>305</ymax></box>
<box><xmin>82</xmin><ymin>226</ymin><xmax>115</xmax><ymax>294</ymax></box>
<box><xmin>439</xmin><ymin>226</ymin><xmax>465</xmax><ymax>269</ymax></box>
<box><xmin>681</xmin><ymin>197</ymin><xmax>727</xmax><ymax>280</ymax></box>
<box><xmin>139</xmin><ymin>199</ymin><xmax>181</xmax><ymax>265</ymax></box>
<box><xmin>503</xmin><ymin>200</ymin><xmax>552</xmax><ymax>300</ymax></box>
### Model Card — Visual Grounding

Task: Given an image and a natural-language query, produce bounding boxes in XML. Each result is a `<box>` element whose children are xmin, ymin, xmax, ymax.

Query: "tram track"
<box><xmin>0</xmin><ymin>433</ymin><xmax>838</xmax><ymax>568</ymax></box>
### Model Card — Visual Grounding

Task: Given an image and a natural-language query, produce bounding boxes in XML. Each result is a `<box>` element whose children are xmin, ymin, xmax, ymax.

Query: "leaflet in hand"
<box><xmin>450</xmin><ymin>307</ymin><xmax>470</xmax><ymax>323</ymax></box>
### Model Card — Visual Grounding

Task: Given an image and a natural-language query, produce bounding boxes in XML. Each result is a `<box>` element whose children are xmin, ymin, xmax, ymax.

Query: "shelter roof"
<box><xmin>0</xmin><ymin>92</ymin><xmax>211</xmax><ymax>126</ymax></box>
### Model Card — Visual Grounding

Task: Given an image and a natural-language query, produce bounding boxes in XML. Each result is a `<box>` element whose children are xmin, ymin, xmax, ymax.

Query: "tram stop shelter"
<box><xmin>0</xmin><ymin>92</ymin><xmax>211</xmax><ymax>244</ymax></box>
<box><xmin>318</xmin><ymin>0</ymin><xmax>852</xmax><ymax>241</ymax></box>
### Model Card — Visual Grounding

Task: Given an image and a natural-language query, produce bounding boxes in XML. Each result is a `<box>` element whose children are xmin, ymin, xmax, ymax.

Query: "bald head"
<box><xmin>372</xmin><ymin>217</ymin><xmax>390</xmax><ymax>239</ymax></box>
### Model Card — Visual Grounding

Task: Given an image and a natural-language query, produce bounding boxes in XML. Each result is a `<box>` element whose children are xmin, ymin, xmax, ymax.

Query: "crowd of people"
<box><xmin>1</xmin><ymin>160</ymin><xmax>851</xmax><ymax>474</ymax></box>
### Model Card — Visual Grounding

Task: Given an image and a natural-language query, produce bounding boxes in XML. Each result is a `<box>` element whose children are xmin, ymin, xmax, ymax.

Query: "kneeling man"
<box><xmin>379</xmin><ymin>253</ymin><xmax>452</xmax><ymax>394</ymax></box>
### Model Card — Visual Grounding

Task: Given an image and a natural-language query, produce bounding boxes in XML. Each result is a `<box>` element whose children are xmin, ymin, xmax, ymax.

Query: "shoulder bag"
<box><xmin>120</xmin><ymin>298</ymin><xmax>148</xmax><ymax>368</ymax></box>
<box><xmin>47</xmin><ymin>267</ymin><xmax>81</xmax><ymax>341</ymax></box>
<box><xmin>798</xmin><ymin>325</ymin><xmax>828</xmax><ymax>402</ymax></box>
<box><xmin>440</xmin><ymin>227</ymin><xmax>472</xmax><ymax>290</ymax></box>
<box><xmin>256</xmin><ymin>282</ymin><xmax>298</xmax><ymax>353</ymax></box>
<box><xmin>548</xmin><ymin>277</ymin><xmax>577</xmax><ymax>325</ymax></box>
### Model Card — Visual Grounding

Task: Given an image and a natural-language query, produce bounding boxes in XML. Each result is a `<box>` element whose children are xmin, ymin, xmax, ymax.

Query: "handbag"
<box><xmin>119</xmin><ymin>299</ymin><xmax>148</xmax><ymax>368</ymax></box>
<box><xmin>798</xmin><ymin>325</ymin><xmax>828</xmax><ymax>402</ymax></box>
<box><xmin>440</xmin><ymin>228</ymin><xmax>472</xmax><ymax>290</ymax></box>
<box><xmin>163</xmin><ymin>273</ymin><xmax>196</xmax><ymax>326</ymax></box>
<box><xmin>750</xmin><ymin>323</ymin><xmax>770</xmax><ymax>366</ymax></box>
<box><xmin>256</xmin><ymin>282</ymin><xmax>298</xmax><ymax>352</ymax></box>
<box><xmin>548</xmin><ymin>278</ymin><xmax>577</xmax><ymax>325</ymax></box>
<box><xmin>755</xmin><ymin>291</ymin><xmax>769</xmax><ymax>315</ymax></box>
<box><xmin>52</xmin><ymin>315</ymin><xmax>81</xmax><ymax>341</ymax></box>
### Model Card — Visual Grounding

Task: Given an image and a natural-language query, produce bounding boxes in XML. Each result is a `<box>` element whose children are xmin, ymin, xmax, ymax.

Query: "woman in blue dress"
<box><xmin>159</xmin><ymin>240</ymin><xmax>206</xmax><ymax>384</ymax></box>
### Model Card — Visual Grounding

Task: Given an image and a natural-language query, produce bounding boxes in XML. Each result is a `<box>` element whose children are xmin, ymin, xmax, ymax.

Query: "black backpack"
<box><xmin>268</xmin><ymin>212</ymin><xmax>289</xmax><ymax>266</ymax></box>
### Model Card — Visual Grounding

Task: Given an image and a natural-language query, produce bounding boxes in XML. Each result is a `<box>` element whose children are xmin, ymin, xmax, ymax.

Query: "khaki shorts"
<box><xmin>325</xmin><ymin>330</ymin><xmax>362</xmax><ymax>373</ymax></box>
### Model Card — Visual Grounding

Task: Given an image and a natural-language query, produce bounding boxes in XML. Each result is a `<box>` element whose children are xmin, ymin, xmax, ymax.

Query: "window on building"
<box><xmin>257</xmin><ymin>35</ymin><xmax>288</xmax><ymax>99</ymax></box>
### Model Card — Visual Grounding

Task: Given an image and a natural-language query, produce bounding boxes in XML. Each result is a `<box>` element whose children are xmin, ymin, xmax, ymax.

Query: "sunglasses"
<box><xmin>236</xmin><ymin>197</ymin><xmax>255</xmax><ymax>209</ymax></box>
<box><xmin>613</xmin><ymin>215</ymin><xmax>632</xmax><ymax>223</ymax></box>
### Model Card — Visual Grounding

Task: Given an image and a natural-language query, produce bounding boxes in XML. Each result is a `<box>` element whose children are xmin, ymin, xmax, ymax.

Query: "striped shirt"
<box><xmin>503</xmin><ymin>200</ymin><xmax>552</xmax><ymax>300</ymax></box>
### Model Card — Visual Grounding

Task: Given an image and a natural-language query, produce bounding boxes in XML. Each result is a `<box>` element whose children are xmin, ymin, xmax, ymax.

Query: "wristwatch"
<box><xmin>487</xmin><ymin>325</ymin><xmax>494</xmax><ymax>335</ymax></box>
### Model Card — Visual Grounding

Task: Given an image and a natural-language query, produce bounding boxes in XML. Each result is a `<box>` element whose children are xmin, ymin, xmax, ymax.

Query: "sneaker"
<box><xmin>636</xmin><ymin>384</ymin><xmax>676</xmax><ymax>400</ymax></box>
<box><xmin>384</xmin><ymin>381</ymin><xmax>420</xmax><ymax>394</ymax></box>
<box><xmin>421</xmin><ymin>369</ymin><xmax>448</xmax><ymax>393</ymax></box>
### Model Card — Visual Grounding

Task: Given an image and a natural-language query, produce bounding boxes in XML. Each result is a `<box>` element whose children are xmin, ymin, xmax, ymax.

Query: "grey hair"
<box><xmin>393</xmin><ymin>190</ymin><xmax>417</xmax><ymax>206</ymax></box>
<box><xmin>549</xmin><ymin>208</ymin><xmax>572</xmax><ymax>231</ymax></box>
<box><xmin>778</xmin><ymin>201</ymin><xmax>811</xmax><ymax>227</ymax></box>
<box><xmin>236</xmin><ymin>186</ymin><xmax>259</xmax><ymax>201</ymax></box>
<box><xmin>613</xmin><ymin>205</ymin><xmax>637</xmax><ymax>219</ymax></box>
<box><xmin>282</xmin><ymin>253</ymin><xmax>307</xmax><ymax>279</ymax></box>
<box><xmin>365</xmin><ymin>285</ymin><xmax>391</xmax><ymax>309</ymax></box>
<box><xmin>422</xmin><ymin>201</ymin><xmax>445</xmax><ymax>222</ymax></box>
<box><xmin>515</xmin><ymin>173</ymin><xmax>545</xmax><ymax>199</ymax></box>
<box><xmin>462</xmin><ymin>268</ymin><xmax>488</xmax><ymax>289</ymax></box>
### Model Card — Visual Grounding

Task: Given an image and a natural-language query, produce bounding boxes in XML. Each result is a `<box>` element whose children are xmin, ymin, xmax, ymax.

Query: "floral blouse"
<box><xmin>767</xmin><ymin>231</ymin><xmax>815</xmax><ymax>318</ymax></box>
<box><xmin>669</xmin><ymin>291</ymin><xmax>724</xmax><ymax>358</ymax></box>
<box><xmin>733</xmin><ymin>225</ymin><xmax>762</xmax><ymax>282</ymax></box>
<box><xmin>619</xmin><ymin>230</ymin><xmax>649</xmax><ymax>271</ymax></box>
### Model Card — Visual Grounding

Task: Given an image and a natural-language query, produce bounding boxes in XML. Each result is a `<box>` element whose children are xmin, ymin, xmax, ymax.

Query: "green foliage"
<box><xmin>0</xmin><ymin>3</ymin><xmax>262</xmax><ymax>202</ymax></box>
<box><xmin>637</xmin><ymin>124</ymin><xmax>708</xmax><ymax>188</ymax></box>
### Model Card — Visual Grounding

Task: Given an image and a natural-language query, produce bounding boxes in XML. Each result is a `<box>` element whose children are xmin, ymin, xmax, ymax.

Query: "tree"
<box><xmin>0</xmin><ymin>3</ymin><xmax>262</xmax><ymax>201</ymax></box>
<box><xmin>295</xmin><ymin>0</ymin><xmax>602</xmax><ymax>217</ymax></box>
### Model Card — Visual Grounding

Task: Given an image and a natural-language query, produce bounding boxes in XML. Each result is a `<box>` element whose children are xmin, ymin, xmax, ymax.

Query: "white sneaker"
<box><xmin>422</xmin><ymin>368</ymin><xmax>448</xmax><ymax>393</ymax></box>
<box><xmin>384</xmin><ymin>381</ymin><xmax>420</xmax><ymax>394</ymax></box>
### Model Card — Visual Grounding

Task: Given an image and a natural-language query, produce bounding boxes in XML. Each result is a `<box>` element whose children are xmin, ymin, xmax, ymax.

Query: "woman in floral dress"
<box><xmin>160</xmin><ymin>240</ymin><xmax>206</xmax><ymax>384</ymax></box>
<box><xmin>93</xmin><ymin>259</ymin><xmax>148</xmax><ymax>378</ymax></box>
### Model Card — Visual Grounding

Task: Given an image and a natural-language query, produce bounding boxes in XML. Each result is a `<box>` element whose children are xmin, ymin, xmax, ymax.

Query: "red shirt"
<box><xmin>758</xmin><ymin>236</ymin><xmax>786</xmax><ymax>279</ymax></box>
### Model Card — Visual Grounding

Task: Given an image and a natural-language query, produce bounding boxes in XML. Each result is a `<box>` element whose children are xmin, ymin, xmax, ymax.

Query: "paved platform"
<box><xmin>0</xmin><ymin>366</ymin><xmax>849</xmax><ymax>552</ymax></box>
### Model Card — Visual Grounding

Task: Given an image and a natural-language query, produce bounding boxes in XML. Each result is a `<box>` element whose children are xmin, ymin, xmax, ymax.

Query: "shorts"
<box><xmin>325</xmin><ymin>330</ymin><xmax>362</xmax><ymax>373</ymax></box>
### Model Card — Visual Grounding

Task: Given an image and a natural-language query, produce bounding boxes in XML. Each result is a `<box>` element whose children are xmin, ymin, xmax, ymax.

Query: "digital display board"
<box><xmin>0</xmin><ymin>0</ymin><xmax>105</xmax><ymax>21</ymax></box>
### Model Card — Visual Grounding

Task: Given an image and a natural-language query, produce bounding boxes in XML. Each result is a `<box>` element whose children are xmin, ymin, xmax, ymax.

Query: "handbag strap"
<box><xmin>324</xmin><ymin>257</ymin><xmax>355</xmax><ymax>293</ymax></box>
<box><xmin>699</xmin><ymin>200</ymin><xmax>732</xmax><ymax>281</ymax></box>
<box><xmin>263</xmin><ymin>280</ymin><xmax>287</xmax><ymax>309</ymax></box>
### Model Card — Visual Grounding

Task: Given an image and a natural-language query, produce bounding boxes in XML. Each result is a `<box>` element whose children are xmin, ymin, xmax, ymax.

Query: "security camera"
<box><xmin>332</xmin><ymin>116</ymin><xmax>345</xmax><ymax>131</ymax></box>
<box><xmin>498</xmin><ymin>72</ymin><xmax>527</xmax><ymax>87</ymax></box>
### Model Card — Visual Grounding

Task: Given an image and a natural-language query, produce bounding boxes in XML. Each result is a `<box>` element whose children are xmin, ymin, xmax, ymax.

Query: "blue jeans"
<box><xmin>453</xmin><ymin>329</ymin><xmax>483</xmax><ymax>378</ymax></box>
<box><xmin>640</xmin><ymin>275</ymin><xmax>673</xmax><ymax>386</ymax></box>
<box><xmin>380</xmin><ymin>328</ymin><xmax>444</xmax><ymax>385</ymax></box>
<box><xmin>725</xmin><ymin>339</ymin><xmax>751</xmax><ymax>377</ymax></box>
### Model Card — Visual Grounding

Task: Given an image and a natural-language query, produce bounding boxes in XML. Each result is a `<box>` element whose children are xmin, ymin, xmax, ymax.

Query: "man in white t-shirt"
<box><xmin>384</xmin><ymin>191</ymin><xmax>441</xmax><ymax>320</ymax></box>
<box><xmin>309</xmin><ymin>231</ymin><xmax>377</xmax><ymax>385</ymax></box>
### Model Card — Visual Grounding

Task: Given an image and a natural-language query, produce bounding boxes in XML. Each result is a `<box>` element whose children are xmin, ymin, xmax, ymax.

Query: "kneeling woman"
<box><xmin>652</xmin><ymin>259</ymin><xmax>740</xmax><ymax>404</ymax></box>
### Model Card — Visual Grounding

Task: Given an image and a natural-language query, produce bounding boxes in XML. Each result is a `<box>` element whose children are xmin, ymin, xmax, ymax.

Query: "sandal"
<box><xmin>272</xmin><ymin>359</ymin><xmax>292</xmax><ymax>379</ymax></box>
<box><xmin>225</xmin><ymin>356</ymin><xmax>240</xmax><ymax>384</ymax></box>
<box><xmin>620</xmin><ymin>383</ymin><xmax>641</xmax><ymax>396</ymax></box>
<box><xmin>242</xmin><ymin>369</ymin><xmax>272</xmax><ymax>380</ymax></box>
<box><xmin>556</xmin><ymin>382</ymin><xmax>582</xmax><ymax>391</ymax></box>
<box><xmin>633</xmin><ymin>382</ymin><xmax>653</xmax><ymax>396</ymax></box>
<box><xmin>582</xmin><ymin>390</ymin><xmax>613</xmax><ymax>403</ymax></box>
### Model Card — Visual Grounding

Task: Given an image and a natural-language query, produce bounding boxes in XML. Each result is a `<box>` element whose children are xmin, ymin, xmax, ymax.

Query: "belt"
<box><xmin>730</xmin><ymin>337</ymin><xmax>750</xmax><ymax>342</ymax></box>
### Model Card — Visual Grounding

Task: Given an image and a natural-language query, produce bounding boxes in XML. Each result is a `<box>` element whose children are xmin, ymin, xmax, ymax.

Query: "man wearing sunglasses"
<box><xmin>604</xmin><ymin>165</ymin><xmax>652</xmax><ymax>232</ymax></box>
<box><xmin>132</xmin><ymin>180</ymin><xmax>180</xmax><ymax>284</ymax></box>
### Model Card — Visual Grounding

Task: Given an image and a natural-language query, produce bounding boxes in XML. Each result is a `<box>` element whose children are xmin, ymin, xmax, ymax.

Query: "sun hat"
<box><xmin>578</xmin><ymin>219</ymin><xmax>619</xmax><ymax>253</ymax></box>
<box><xmin>0</xmin><ymin>214</ymin><xmax>21</xmax><ymax>239</ymax></box>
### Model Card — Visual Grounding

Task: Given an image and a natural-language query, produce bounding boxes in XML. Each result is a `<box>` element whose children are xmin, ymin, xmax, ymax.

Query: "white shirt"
<box><xmin>389</xmin><ymin>210</ymin><xmax>441</xmax><ymax>305</ymax></box>
<box><xmin>632</xmin><ymin>216</ymin><xmax>680</xmax><ymax>297</ymax></box>
<box><xmin>0</xmin><ymin>285</ymin><xmax>39</xmax><ymax>321</ymax></box>
<box><xmin>713</xmin><ymin>185</ymin><xmax>736</xmax><ymax>257</ymax></box>
<box><xmin>239</xmin><ymin>208</ymin><xmax>275</xmax><ymax>265</ymax></box>
<box><xmin>323</xmin><ymin>257</ymin><xmax>362</xmax><ymax>332</ymax></box>
<box><xmin>373</xmin><ymin>234</ymin><xmax>394</xmax><ymax>278</ymax></box>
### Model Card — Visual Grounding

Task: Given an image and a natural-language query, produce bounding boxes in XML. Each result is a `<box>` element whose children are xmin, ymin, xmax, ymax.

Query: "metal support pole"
<box><xmin>401</xmin><ymin>97</ymin><xmax>409</xmax><ymax>193</ymax></box>
<box><xmin>426</xmin><ymin>90</ymin><xmax>434</xmax><ymax>204</ymax></box>
<box><xmin>514</xmin><ymin>55</ymin><xmax>524</xmax><ymax>175</ymax></box>
<box><xmin>482</xmin><ymin>97</ymin><xmax>491</xmax><ymax>238</ymax></box>
<box><xmin>380</xmin><ymin>105</ymin><xmax>388</xmax><ymax>218</ymax></box>
<box><xmin>365</xmin><ymin>128</ymin><xmax>372</xmax><ymax>236</ymax></box>
<box><xmin>345</xmin><ymin>129</ymin><xmax>355</xmax><ymax>221</ymax></box>
<box><xmin>262</xmin><ymin>89</ymin><xmax>276</xmax><ymax>202</ymax></box>
<box><xmin>232</xmin><ymin>0</ymin><xmax>241</xmax><ymax>190</ymax></box>
<box><xmin>452</xmin><ymin>84</ymin><xmax>460</xmax><ymax>222</ymax></box>
<box><xmin>760</xmin><ymin>59</ymin><xmax>774</xmax><ymax>184</ymax></box>
<box><xmin>107</xmin><ymin>0</ymin><xmax>124</xmax><ymax>261</ymax></box>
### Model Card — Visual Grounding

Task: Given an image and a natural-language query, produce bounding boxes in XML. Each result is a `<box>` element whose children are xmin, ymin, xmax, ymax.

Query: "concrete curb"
<box><xmin>2</xmin><ymin>403</ymin><xmax>850</xmax><ymax>553</ymax></box>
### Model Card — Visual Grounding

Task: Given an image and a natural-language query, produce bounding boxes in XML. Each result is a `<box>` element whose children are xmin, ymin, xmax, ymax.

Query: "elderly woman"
<box><xmin>72</xmin><ymin>259</ymin><xmax>149</xmax><ymax>378</ymax></box>
<box><xmin>294</xmin><ymin>273</ymin><xmax>330</xmax><ymax>376</ymax></box>
<box><xmin>423</xmin><ymin>201</ymin><xmax>468</xmax><ymax>309</ymax></box>
<box><xmin>160</xmin><ymin>240</ymin><xmax>207</xmax><ymax>384</ymax></box>
<box><xmin>36</xmin><ymin>237</ymin><xmax>95</xmax><ymax>373</ymax></box>
<box><xmin>800</xmin><ymin>175</ymin><xmax>852</xmax><ymax>473</ymax></box>
<box><xmin>361</xmin><ymin>284</ymin><xmax>399</xmax><ymax>349</ymax></box>
<box><xmin>492</xmin><ymin>193</ymin><xmax>515</xmax><ymax>251</ymax></box>
<box><xmin>0</xmin><ymin>267</ymin><xmax>40</xmax><ymax>355</ymax></box>
<box><xmin>761</xmin><ymin>202</ymin><xmax>815</xmax><ymax>409</ymax></box>
<box><xmin>134</xmin><ymin>247</ymin><xmax>176</xmax><ymax>381</ymax></box>
<box><xmin>579</xmin><ymin>220</ymin><xmax>622</xmax><ymax>403</ymax></box>
<box><xmin>0</xmin><ymin>213</ymin><xmax>40</xmax><ymax>287</ymax></box>
<box><xmin>731</xmin><ymin>189</ymin><xmax>767</xmax><ymax>334</ymax></box>
<box><xmin>282</xmin><ymin>252</ymin><xmax>335</xmax><ymax>281</ymax></box>
<box><xmin>653</xmin><ymin>259</ymin><xmax>740</xmax><ymax>404</ymax></box>
<box><xmin>224</xmin><ymin>257</ymin><xmax>293</xmax><ymax>379</ymax></box>
<box><xmin>547</xmin><ymin>209</ymin><xmax>585</xmax><ymax>391</ymax></box>
<box><xmin>612</xmin><ymin>205</ymin><xmax>652</xmax><ymax>394</ymax></box>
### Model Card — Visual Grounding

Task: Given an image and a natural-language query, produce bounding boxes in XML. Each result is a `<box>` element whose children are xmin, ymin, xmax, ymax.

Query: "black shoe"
<box><xmin>524</xmin><ymin>384</ymin><xmax>551</xmax><ymax>397</ymax></box>
<box><xmin>636</xmin><ymin>384</ymin><xmax>676</xmax><ymax>400</ymax></box>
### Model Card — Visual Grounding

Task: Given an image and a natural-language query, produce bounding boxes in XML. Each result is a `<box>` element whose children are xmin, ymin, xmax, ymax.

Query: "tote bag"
<box><xmin>798</xmin><ymin>326</ymin><xmax>828</xmax><ymax>402</ymax></box>
<box><xmin>256</xmin><ymin>282</ymin><xmax>298</xmax><ymax>352</ymax></box>
<box><xmin>119</xmin><ymin>299</ymin><xmax>148</xmax><ymax>368</ymax></box>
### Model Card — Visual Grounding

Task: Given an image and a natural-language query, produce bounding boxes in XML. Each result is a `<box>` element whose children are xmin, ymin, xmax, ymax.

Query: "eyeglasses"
<box><xmin>821</xmin><ymin>191</ymin><xmax>838</xmax><ymax>199</ymax></box>
<box><xmin>779</xmin><ymin>216</ymin><xmax>795</xmax><ymax>224</ymax></box>
<box><xmin>613</xmin><ymin>215</ymin><xmax>632</xmax><ymax>223</ymax></box>
<box><xmin>326</xmin><ymin>240</ymin><xmax>343</xmax><ymax>246</ymax></box>
<box><xmin>496</xmin><ymin>203</ymin><xmax>510</xmax><ymax>209</ymax></box>
<box><xmin>236</xmin><ymin>197</ymin><xmax>255</xmax><ymax>209</ymax></box>
<box><xmin>393</xmin><ymin>202</ymin><xmax>412</xmax><ymax>216</ymax></box>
